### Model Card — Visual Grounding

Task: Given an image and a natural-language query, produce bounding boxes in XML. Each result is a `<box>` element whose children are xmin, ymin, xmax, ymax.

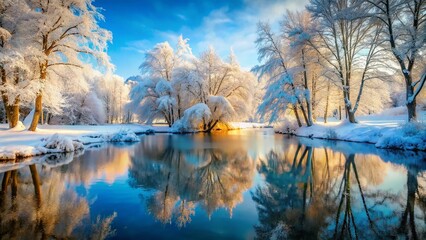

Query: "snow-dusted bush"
<box><xmin>145</xmin><ymin>128</ymin><xmax>156</xmax><ymax>135</ymax></box>
<box><xmin>325</xmin><ymin>129</ymin><xmax>338</xmax><ymax>139</ymax></box>
<box><xmin>172</xmin><ymin>103</ymin><xmax>211</xmax><ymax>132</ymax></box>
<box><xmin>376</xmin><ymin>123</ymin><xmax>426</xmax><ymax>150</ymax></box>
<box><xmin>207</xmin><ymin>95</ymin><xmax>235</xmax><ymax>122</ymax></box>
<box><xmin>42</xmin><ymin>134</ymin><xmax>84</xmax><ymax>152</ymax></box>
<box><xmin>275</xmin><ymin>117</ymin><xmax>299</xmax><ymax>134</ymax></box>
<box><xmin>105</xmin><ymin>129</ymin><xmax>140</xmax><ymax>142</ymax></box>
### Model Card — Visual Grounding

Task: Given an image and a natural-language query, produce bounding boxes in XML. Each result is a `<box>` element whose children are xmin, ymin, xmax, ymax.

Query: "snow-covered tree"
<box><xmin>25</xmin><ymin>0</ymin><xmax>112</xmax><ymax>131</ymax></box>
<box><xmin>96</xmin><ymin>74</ymin><xmax>129</xmax><ymax>124</ymax></box>
<box><xmin>0</xmin><ymin>0</ymin><xmax>39</xmax><ymax>128</ymax></box>
<box><xmin>254</xmin><ymin>22</ymin><xmax>310</xmax><ymax>126</ymax></box>
<box><xmin>366</xmin><ymin>0</ymin><xmax>426</xmax><ymax>122</ymax></box>
<box><xmin>132</xmin><ymin>36</ymin><xmax>194</xmax><ymax>126</ymax></box>
<box><xmin>308</xmin><ymin>0</ymin><xmax>392</xmax><ymax>123</ymax></box>
<box><xmin>282</xmin><ymin>10</ymin><xmax>319</xmax><ymax>125</ymax></box>
<box><xmin>131</xmin><ymin>37</ymin><xmax>255</xmax><ymax>131</ymax></box>
<box><xmin>129</xmin><ymin>77</ymin><xmax>179</xmax><ymax>126</ymax></box>
<box><xmin>140</xmin><ymin>41</ymin><xmax>176</xmax><ymax>81</ymax></box>
<box><xmin>189</xmin><ymin>48</ymin><xmax>255</xmax><ymax>129</ymax></box>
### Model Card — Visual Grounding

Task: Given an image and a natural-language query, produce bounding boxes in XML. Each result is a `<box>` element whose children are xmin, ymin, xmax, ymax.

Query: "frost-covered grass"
<box><xmin>276</xmin><ymin>111</ymin><xmax>426</xmax><ymax>151</ymax></box>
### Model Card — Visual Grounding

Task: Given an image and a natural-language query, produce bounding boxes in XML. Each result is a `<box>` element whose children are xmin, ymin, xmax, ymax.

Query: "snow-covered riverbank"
<box><xmin>0</xmin><ymin>124</ymin><xmax>159</xmax><ymax>160</ymax></box>
<box><xmin>276</xmin><ymin>112</ymin><xmax>426</xmax><ymax>151</ymax></box>
<box><xmin>0</xmin><ymin>122</ymin><xmax>267</xmax><ymax>160</ymax></box>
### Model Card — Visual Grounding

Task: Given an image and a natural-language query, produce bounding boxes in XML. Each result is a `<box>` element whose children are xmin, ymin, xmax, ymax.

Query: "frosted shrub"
<box><xmin>172</xmin><ymin>103</ymin><xmax>211</xmax><ymax>132</ymax></box>
<box><xmin>106</xmin><ymin>129</ymin><xmax>140</xmax><ymax>142</ymax></box>
<box><xmin>376</xmin><ymin>123</ymin><xmax>426</xmax><ymax>150</ymax></box>
<box><xmin>401</xmin><ymin>122</ymin><xmax>426</xmax><ymax>136</ymax></box>
<box><xmin>43</xmin><ymin>134</ymin><xmax>84</xmax><ymax>152</ymax></box>
<box><xmin>145</xmin><ymin>128</ymin><xmax>155</xmax><ymax>135</ymax></box>
<box><xmin>276</xmin><ymin>118</ymin><xmax>299</xmax><ymax>134</ymax></box>
<box><xmin>325</xmin><ymin>129</ymin><xmax>338</xmax><ymax>139</ymax></box>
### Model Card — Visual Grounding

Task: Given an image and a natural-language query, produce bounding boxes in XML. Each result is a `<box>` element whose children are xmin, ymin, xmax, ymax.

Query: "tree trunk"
<box><xmin>41</xmin><ymin>109</ymin><xmax>44</xmax><ymax>125</ymax></box>
<box><xmin>324</xmin><ymin>82</ymin><xmax>330</xmax><ymax>123</ymax></box>
<box><xmin>405</xmin><ymin>75</ymin><xmax>418</xmax><ymax>122</ymax></box>
<box><xmin>7</xmin><ymin>69</ymin><xmax>21</xmax><ymax>128</ymax></box>
<box><xmin>177</xmin><ymin>94</ymin><xmax>182</xmax><ymax>119</ymax></box>
<box><xmin>298</xmin><ymin>102</ymin><xmax>310</xmax><ymax>126</ymax></box>
<box><xmin>293</xmin><ymin>105</ymin><xmax>302</xmax><ymax>127</ymax></box>
<box><xmin>9</xmin><ymin>97</ymin><xmax>20</xmax><ymax>128</ymax></box>
<box><xmin>2</xmin><ymin>101</ymin><xmax>11</xmax><ymax>126</ymax></box>
<box><xmin>29</xmin><ymin>63</ymin><xmax>47</xmax><ymax>131</ymax></box>
<box><xmin>45</xmin><ymin>111</ymin><xmax>50</xmax><ymax>125</ymax></box>
<box><xmin>407</xmin><ymin>100</ymin><xmax>417</xmax><ymax>122</ymax></box>
<box><xmin>324</xmin><ymin>101</ymin><xmax>329</xmax><ymax>124</ymax></box>
<box><xmin>29</xmin><ymin>94</ymin><xmax>43</xmax><ymax>131</ymax></box>
<box><xmin>311</xmin><ymin>75</ymin><xmax>317</xmax><ymax>122</ymax></box>
<box><xmin>290</xmin><ymin>81</ymin><xmax>309</xmax><ymax>126</ymax></box>
<box><xmin>170</xmin><ymin>104</ymin><xmax>175</xmax><ymax>125</ymax></box>
<box><xmin>347</xmin><ymin>109</ymin><xmax>356</xmax><ymax>123</ymax></box>
<box><xmin>301</xmin><ymin>49</ymin><xmax>313</xmax><ymax>127</ymax></box>
<box><xmin>305</xmin><ymin>96</ymin><xmax>313</xmax><ymax>126</ymax></box>
<box><xmin>343</xmin><ymin>91</ymin><xmax>357</xmax><ymax>123</ymax></box>
<box><xmin>205</xmin><ymin>120</ymin><xmax>219</xmax><ymax>133</ymax></box>
<box><xmin>0</xmin><ymin>66</ymin><xmax>12</xmax><ymax>126</ymax></box>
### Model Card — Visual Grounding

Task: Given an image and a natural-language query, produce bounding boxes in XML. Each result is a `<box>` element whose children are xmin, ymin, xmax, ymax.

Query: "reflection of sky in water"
<box><xmin>1</xmin><ymin>129</ymin><xmax>425</xmax><ymax>239</ymax></box>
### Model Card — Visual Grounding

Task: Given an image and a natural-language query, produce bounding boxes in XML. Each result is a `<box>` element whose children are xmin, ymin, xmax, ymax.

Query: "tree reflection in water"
<box><xmin>2</xmin><ymin>133</ymin><xmax>424</xmax><ymax>239</ymax></box>
<box><xmin>0</xmin><ymin>163</ymin><xmax>116</xmax><ymax>239</ymax></box>
<box><xmin>252</xmin><ymin>144</ymin><xmax>426</xmax><ymax>240</ymax></box>
<box><xmin>398</xmin><ymin>165</ymin><xmax>426</xmax><ymax>240</ymax></box>
<box><xmin>128</xmin><ymin>134</ymin><xmax>255</xmax><ymax>227</ymax></box>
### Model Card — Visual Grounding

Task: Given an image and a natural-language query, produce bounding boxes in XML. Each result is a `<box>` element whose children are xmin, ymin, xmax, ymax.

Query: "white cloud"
<box><xmin>189</xmin><ymin>0</ymin><xmax>308</xmax><ymax>68</ymax></box>
<box><xmin>122</xmin><ymin>39</ymin><xmax>152</xmax><ymax>54</ymax></box>
<box><xmin>124</xmin><ymin>0</ymin><xmax>309</xmax><ymax>69</ymax></box>
<box><xmin>176</xmin><ymin>13</ymin><xmax>187</xmax><ymax>21</ymax></box>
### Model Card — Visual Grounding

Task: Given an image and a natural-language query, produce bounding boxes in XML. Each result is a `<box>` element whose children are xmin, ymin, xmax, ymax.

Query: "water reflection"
<box><xmin>253</xmin><ymin>142</ymin><xmax>426</xmax><ymax>240</ymax></box>
<box><xmin>128</xmin><ymin>134</ymin><xmax>255</xmax><ymax>227</ymax></box>
<box><xmin>0</xmin><ymin>164</ymin><xmax>116</xmax><ymax>239</ymax></box>
<box><xmin>0</xmin><ymin>131</ymin><xmax>425</xmax><ymax>239</ymax></box>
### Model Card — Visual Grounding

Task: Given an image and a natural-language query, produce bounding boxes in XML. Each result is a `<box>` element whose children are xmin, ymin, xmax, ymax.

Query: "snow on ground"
<box><xmin>0</xmin><ymin>122</ymin><xmax>267</xmax><ymax>160</ymax></box>
<box><xmin>0</xmin><ymin>124</ymin><xmax>165</xmax><ymax>160</ymax></box>
<box><xmin>228</xmin><ymin>122</ymin><xmax>270</xmax><ymax>130</ymax></box>
<box><xmin>276</xmin><ymin>111</ymin><xmax>426</xmax><ymax>151</ymax></box>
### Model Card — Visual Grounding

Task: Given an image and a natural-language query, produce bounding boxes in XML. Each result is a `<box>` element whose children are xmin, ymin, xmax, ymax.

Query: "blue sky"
<box><xmin>94</xmin><ymin>0</ymin><xmax>308</xmax><ymax>78</ymax></box>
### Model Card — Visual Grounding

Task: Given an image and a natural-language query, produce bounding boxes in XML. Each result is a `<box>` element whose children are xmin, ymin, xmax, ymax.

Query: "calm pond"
<box><xmin>1</xmin><ymin>129</ymin><xmax>425</xmax><ymax>239</ymax></box>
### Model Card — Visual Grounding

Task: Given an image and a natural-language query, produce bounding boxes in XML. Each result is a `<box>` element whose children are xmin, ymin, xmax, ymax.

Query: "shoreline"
<box><xmin>275</xmin><ymin>120</ymin><xmax>426</xmax><ymax>152</ymax></box>
<box><xmin>0</xmin><ymin>122</ymin><xmax>269</xmax><ymax>161</ymax></box>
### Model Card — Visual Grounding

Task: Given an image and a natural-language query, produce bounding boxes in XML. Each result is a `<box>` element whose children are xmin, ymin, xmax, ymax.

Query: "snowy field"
<box><xmin>277</xmin><ymin>110</ymin><xmax>426</xmax><ymax>151</ymax></box>
<box><xmin>0</xmin><ymin>122</ymin><xmax>266</xmax><ymax>160</ymax></box>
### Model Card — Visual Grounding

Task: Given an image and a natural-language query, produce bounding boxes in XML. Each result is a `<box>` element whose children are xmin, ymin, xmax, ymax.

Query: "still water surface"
<box><xmin>0</xmin><ymin>129</ymin><xmax>425</xmax><ymax>239</ymax></box>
